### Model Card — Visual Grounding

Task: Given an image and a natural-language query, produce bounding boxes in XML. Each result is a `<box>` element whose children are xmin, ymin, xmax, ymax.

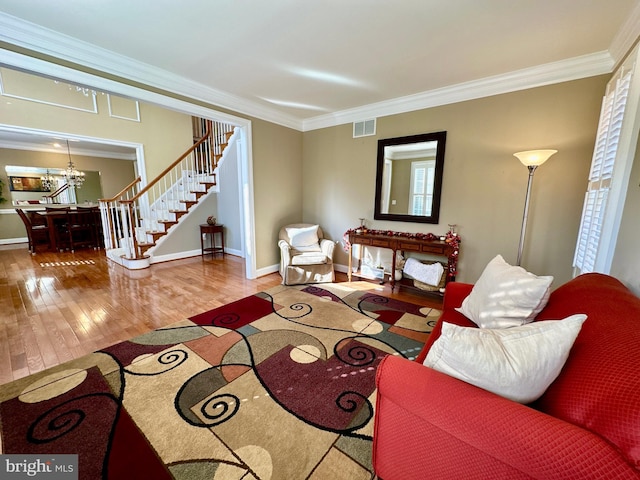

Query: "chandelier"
<box><xmin>53</xmin><ymin>80</ymin><xmax>99</xmax><ymax>97</ymax></box>
<box><xmin>40</xmin><ymin>169</ymin><xmax>57</xmax><ymax>192</ymax></box>
<box><xmin>62</xmin><ymin>140</ymin><xmax>85</xmax><ymax>188</ymax></box>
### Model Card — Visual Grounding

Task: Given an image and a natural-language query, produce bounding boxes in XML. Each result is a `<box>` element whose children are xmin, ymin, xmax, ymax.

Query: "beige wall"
<box><xmin>252</xmin><ymin>118</ymin><xmax>303</xmax><ymax>269</ymax></box>
<box><xmin>303</xmin><ymin>75</ymin><xmax>610</xmax><ymax>287</ymax></box>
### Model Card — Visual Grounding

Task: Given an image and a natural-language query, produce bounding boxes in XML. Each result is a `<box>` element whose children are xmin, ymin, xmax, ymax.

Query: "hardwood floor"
<box><xmin>0</xmin><ymin>245</ymin><xmax>441</xmax><ymax>385</ymax></box>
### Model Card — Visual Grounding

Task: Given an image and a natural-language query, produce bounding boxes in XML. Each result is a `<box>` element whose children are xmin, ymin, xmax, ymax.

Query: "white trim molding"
<box><xmin>609</xmin><ymin>1</ymin><xmax>640</xmax><ymax>68</ymax></box>
<box><xmin>0</xmin><ymin>68</ymin><xmax>99</xmax><ymax>113</ymax></box>
<box><xmin>0</xmin><ymin>137</ymin><xmax>137</xmax><ymax>160</ymax></box>
<box><xmin>107</xmin><ymin>95</ymin><xmax>141</xmax><ymax>122</ymax></box>
<box><xmin>0</xmin><ymin>123</ymin><xmax>143</xmax><ymax>163</ymax></box>
<box><xmin>0</xmin><ymin>237</ymin><xmax>28</xmax><ymax>245</ymax></box>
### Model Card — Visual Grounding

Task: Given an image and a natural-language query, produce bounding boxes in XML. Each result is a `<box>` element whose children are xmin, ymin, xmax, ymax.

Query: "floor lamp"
<box><xmin>513</xmin><ymin>149</ymin><xmax>557</xmax><ymax>266</ymax></box>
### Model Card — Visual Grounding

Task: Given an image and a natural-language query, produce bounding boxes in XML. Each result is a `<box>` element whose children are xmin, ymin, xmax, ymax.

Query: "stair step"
<box><xmin>181</xmin><ymin>200</ymin><xmax>197</xmax><ymax>208</ymax></box>
<box><xmin>169</xmin><ymin>210</ymin><xmax>188</xmax><ymax>220</ymax></box>
<box><xmin>148</xmin><ymin>231</ymin><xmax>165</xmax><ymax>241</ymax></box>
<box><xmin>139</xmin><ymin>244</ymin><xmax>155</xmax><ymax>254</ymax></box>
<box><xmin>138</xmin><ymin>241</ymin><xmax>155</xmax><ymax>250</ymax></box>
<box><xmin>158</xmin><ymin>220</ymin><xmax>178</xmax><ymax>228</ymax></box>
<box><xmin>199</xmin><ymin>181</ymin><xmax>216</xmax><ymax>188</ymax></box>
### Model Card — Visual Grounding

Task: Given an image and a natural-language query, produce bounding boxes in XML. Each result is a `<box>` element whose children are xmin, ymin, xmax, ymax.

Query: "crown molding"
<box><xmin>302</xmin><ymin>51</ymin><xmax>614</xmax><ymax>131</ymax></box>
<box><xmin>609</xmin><ymin>2</ymin><xmax>640</xmax><ymax>67</ymax></box>
<box><xmin>0</xmin><ymin>12</ymin><xmax>622</xmax><ymax>134</ymax></box>
<box><xmin>0</xmin><ymin>12</ymin><xmax>303</xmax><ymax>131</ymax></box>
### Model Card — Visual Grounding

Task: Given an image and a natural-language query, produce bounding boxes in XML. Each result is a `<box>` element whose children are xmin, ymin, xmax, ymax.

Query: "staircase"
<box><xmin>99</xmin><ymin>119</ymin><xmax>236</xmax><ymax>269</ymax></box>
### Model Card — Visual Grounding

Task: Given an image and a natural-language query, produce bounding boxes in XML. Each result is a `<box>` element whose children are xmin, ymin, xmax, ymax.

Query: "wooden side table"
<box><xmin>200</xmin><ymin>224</ymin><xmax>225</xmax><ymax>258</ymax></box>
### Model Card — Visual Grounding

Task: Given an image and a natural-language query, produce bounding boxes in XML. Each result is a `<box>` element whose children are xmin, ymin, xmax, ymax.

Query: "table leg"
<box><xmin>46</xmin><ymin>216</ymin><xmax>57</xmax><ymax>252</ymax></box>
<box><xmin>391</xmin><ymin>249</ymin><xmax>397</xmax><ymax>292</ymax></box>
<box><xmin>348</xmin><ymin>245</ymin><xmax>352</xmax><ymax>282</ymax></box>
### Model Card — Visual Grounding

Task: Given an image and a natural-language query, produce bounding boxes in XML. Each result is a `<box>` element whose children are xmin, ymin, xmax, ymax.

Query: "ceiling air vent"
<box><xmin>353</xmin><ymin>119</ymin><xmax>376</xmax><ymax>138</ymax></box>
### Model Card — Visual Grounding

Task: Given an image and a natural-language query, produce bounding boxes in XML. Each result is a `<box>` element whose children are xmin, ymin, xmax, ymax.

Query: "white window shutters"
<box><xmin>573</xmin><ymin>46</ymin><xmax>640</xmax><ymax>276</ymax></box>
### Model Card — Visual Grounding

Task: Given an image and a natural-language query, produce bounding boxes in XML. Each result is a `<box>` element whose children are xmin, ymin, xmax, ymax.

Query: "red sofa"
<box><xmin>373</xmin><ymin>273</ymin><xmax>640</xmax><ymax>479</ymax></box>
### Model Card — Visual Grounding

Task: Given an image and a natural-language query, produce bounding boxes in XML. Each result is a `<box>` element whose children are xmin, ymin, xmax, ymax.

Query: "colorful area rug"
<box><xmin>0</xmin><ymin>283</ymin><xmax>440</xmax><ymax>479</ymax></box>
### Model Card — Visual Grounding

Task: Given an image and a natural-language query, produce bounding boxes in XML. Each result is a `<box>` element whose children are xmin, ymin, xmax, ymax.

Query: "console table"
<box><xmin>347</xmin><ymin>230</ymin><xmax>459</xmax><ymax>292</ymax></box>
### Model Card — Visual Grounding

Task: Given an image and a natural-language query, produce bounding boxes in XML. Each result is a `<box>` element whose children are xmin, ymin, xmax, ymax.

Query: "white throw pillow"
<box><xmin>456</xmin><ymin>254</ymin><xmax>553</xmax><ymax>328</ymax></box>
<box><xmin>286</xmin><ymin>225</ymin><xmax>319</xmax><ymax>247</ymax></box>
<box><xmin>423</xmin><ymin>314</ymin><xmax>587</xmax><ymax>403</ymax></box>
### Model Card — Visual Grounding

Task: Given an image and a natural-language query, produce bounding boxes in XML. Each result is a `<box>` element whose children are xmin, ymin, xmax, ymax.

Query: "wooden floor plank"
<box><xmin>0</xmin><ymin>245</ymin><xmax>441</xmax><ymax>384</ymax></box>
<box><xmin>0</xmin><ymin>317</ymin><xmax>13</xmax><ymax>385</ymax></box>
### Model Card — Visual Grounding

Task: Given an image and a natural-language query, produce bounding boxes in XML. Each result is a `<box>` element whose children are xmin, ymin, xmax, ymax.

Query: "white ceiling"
<box><xmin>0</xmin><ymin>1</ymin><xmax>639</xmax><ymax>131</ymax></box>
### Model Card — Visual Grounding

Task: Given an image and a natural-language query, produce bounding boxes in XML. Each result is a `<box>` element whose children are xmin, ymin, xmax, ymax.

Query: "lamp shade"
<box><xmin>513</xmin><ymin>149</ymin><xmax>557</xmax><ymax>167</ymax></box>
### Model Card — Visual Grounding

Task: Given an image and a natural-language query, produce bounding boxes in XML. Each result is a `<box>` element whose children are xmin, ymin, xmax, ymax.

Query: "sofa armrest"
<box><xmin>319</xmin><ymin>238</ymin><xmax>335</xmax><ymax>262</ymax></box>
<box><xmin>442</xmin><ymin>281</ymin><xmax>473</xmax><ymax>311</ymax></box>
<box><xmin>278</xmin><ymin>240</ymin><xmax>292</xmax><ymax>271</ymax></box>
<box><xmin>373</xmin><ymin>355</ymin><xmax>639</xmax><ymax>480</ymax></box>
<box><xmin>415</xmin><ymin>282</ymin><xmax>475</xmax><ymax>363</ymax></box>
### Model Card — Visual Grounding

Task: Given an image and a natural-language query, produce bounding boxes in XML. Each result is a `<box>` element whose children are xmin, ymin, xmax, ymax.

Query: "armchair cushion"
<box><xmin>291</xmin><ymin>244</ymin><xmax>322</xmax><ymax>253</ymax></box>
<box><xmin>291</xmin><ymin>250</ymin><xmax>328</xmax><ymax>266</ymax></box>
<box><xmin>286</xmin><ymin>225</ymin><xmax>319</xmax><ymax>247</ymax></box>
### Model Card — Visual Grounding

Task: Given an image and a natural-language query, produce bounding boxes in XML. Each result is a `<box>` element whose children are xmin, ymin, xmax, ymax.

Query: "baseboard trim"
<box><xmin>256</xmin><ymin>263</ymin><xmax>280</xmax><ymax>278</ymax></box>
<box><xmin>150</xmin><ymin>247</ymin><xmax>243</xmax><ymax>265</ymax></box>
<box><xmin>0</xmin><ymin>237</ymin><xmax>27</xmax><ymax>245</ymax></box>
<box><xmin>150</xmin><ymin>249</ymin><xmax>201</xmax><ymax>264</ymax></box>
<box><xmin>334</xmin><ymin>263</ymin><xmax>348</xmax><ymax>274</ymax></box>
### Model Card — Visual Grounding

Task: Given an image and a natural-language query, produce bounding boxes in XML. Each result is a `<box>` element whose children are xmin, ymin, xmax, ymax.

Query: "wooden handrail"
<box><xmin>99</xmin><ymin>176</ymin><xmax>141</xmax><ymax>203</ymax></box>
<box><xmin>46</xmin><ymin>183</ymin><xmax>70</xmax><ymax>198</ymax></box>
<box><xmin>120</xmin><ymin>130</ymin><xmax>212</xmax><ymax>204</ymax></box>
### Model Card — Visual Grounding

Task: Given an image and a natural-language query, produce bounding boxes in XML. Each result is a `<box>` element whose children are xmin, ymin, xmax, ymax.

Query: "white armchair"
<box><xmin>278</xmin><ymin>223</ymin><xmax>335</xmax><ymax>285</ymax></box>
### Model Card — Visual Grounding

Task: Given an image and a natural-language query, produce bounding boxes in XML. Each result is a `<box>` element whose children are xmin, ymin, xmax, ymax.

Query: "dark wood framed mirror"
<box><xmin>374</xmin><ymin>131</ymin><xmax>447</xmax><ymax>224</ymax></box>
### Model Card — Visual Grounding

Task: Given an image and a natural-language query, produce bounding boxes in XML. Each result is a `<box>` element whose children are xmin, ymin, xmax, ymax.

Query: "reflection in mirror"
<box><xmin>374</xmin><ymin>131</ymin><xmax>446</xmax><ymax>224</ymax></box>
<box><xmin>5</xmin><ymin>165</ymin><xmax>102</xmax><ymax>205</ymax></box>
